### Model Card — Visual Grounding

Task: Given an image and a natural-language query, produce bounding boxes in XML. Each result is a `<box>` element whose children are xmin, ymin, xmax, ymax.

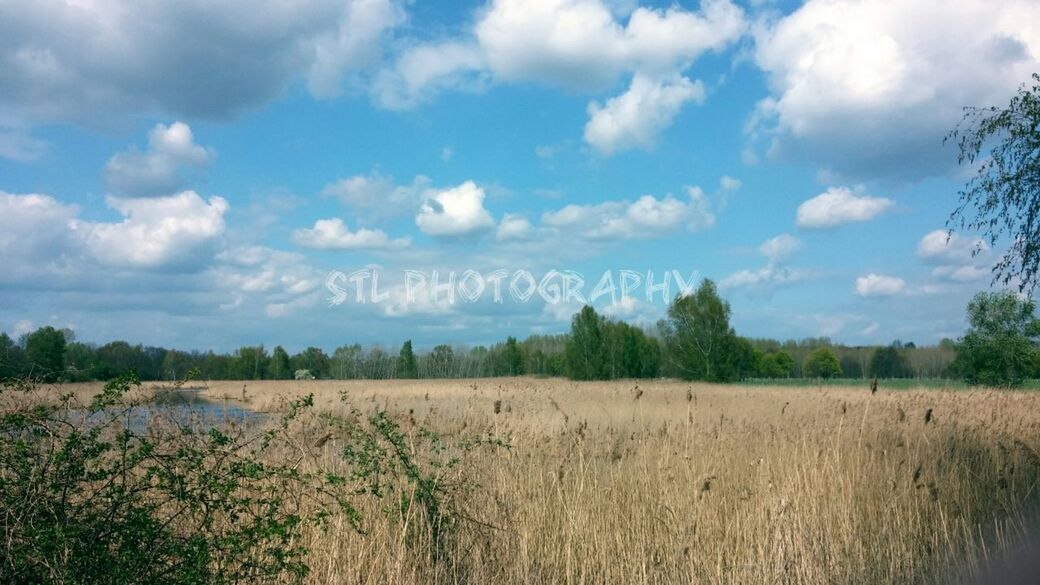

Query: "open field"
<box><xmin>50</xmin><ymin>378</ymin><xmax>1040</xmax><ymax>583</ymax></box>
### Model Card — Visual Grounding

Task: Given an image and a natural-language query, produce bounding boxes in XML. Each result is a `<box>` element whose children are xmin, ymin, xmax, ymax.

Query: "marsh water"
<box><xmin>79</xmin><ymin>386</ymin><xmax>266</xmax><ymax>432</ymax></box>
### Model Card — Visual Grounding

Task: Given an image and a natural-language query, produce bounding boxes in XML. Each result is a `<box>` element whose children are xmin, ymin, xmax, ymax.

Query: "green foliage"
<box><xmin>498</xmin><ymin>337</ymin><xmax>524</xmax><ymax>376</ymax></box>
<box><xmin>565</xmin><ymin>306</ymin><xmax>606</xmax><ymax>380</ymax></box>
<box><xmin>804</xmin><ymin>347</ymin><xmax>843</xmax><ymax>379</ymax></box>
<box><xmin>0</xmin><ymin>374</ymin><xmax>352</xmax><ymax>584</ymax></box>
<box><xmin>0</xmin><ymin>333</ymin><xmax>27</xmax><ymax>380</ymax></box>
<box><xmin>291</xmin><ymin>347</ymin><xmax>330</xmax><ymax>379</ymax></box>
<box><xmin>270</xmin><ymin>346</ymin><xmax>291</xmax><ymax>380</ymax></box>
<box><xmin>948</xmin><ymin>73</ymin><xmax>1040</xmax><ymax>292</ymax></box>
<box><xmin>659</xmin><ymin>280</ymin><xmax>743</xmax><ymax>382</ymax></box>
<box><xmin>326</xmin><ymin>392</ymin><xmax>508</xmax><ymax>562</ymax></box>
<box><xmin>0</xmin><ymin>373</ymin><xmax>505</xmax><ymax>583</ymax></box>
<box><xmin>870</xmin><ymin>344</ymin><xmax>912</xmax><ymax>378</ymax></box>
<box><xmin>953</xmin><ymin>291</ymin><xmax>1040</xmax><ymax>387</ymax></box>
<box><xmin>234</xmin><ymin>345</ymin><xmax>269</xmax><ymax>380</ymax></box>
<box><xmin>754</xmin><ymin>350</ymin><xmax>796</xmax><ymax>378</ymax></box>
<box><xmin>23</xmin><ymin>326</ymin><xmax>66</xmax><ymax>382</ymax></box>
<box><xmin>397</xmin><ymin>340</ymin><xmax>418</xmax><ymax>379</ymax></box>
<box><xmin>564</xmin><ymin>306</ymin><xmax>660</xmax><ymax>380</ymax></box>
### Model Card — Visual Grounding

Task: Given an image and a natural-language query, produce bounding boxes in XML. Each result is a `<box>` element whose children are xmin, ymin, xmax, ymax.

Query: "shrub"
<box><xmin>804</xmin><ymin>348</ymin><xmax>843</xmax><ymax>379</ymax></box>
<box><xmin>0</xmin><ymin>374</ymin><xmax>503</xmax><ymax>584</ymax></box>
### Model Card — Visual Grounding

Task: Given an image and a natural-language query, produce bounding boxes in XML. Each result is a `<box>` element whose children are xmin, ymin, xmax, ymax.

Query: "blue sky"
<box><xmin>1</xmin><ymin>0</ymin><xmax>1037</xmax><ymax>352</ymax></box>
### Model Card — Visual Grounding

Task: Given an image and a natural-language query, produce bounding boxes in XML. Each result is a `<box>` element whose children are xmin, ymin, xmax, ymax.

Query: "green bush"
<box><xmin>0</xmin><ymin>374</ymin><xmax>503</xmax><ymax>584</ymax></box>
<box><xmin>804</xmin><ymin>348</ymin><xmax>843</xmax><ymax>379</ymax></box>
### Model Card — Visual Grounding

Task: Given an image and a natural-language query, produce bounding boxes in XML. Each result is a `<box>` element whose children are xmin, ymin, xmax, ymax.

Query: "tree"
<box><xmin>397</xmin><ymin>340</ymin><xmax>417</xmax><ymax>379</ymax></box>
<box><xmin>659</xmin><ymin>280</ymin><xmax>740</xmax><ymax>382</ymax></box>
<box><xmin>500</xmin><ymin>336</ymin><xmax>524</xmax><ymax>376</ymax></box>
<box><xmin>565</xmin><ymin>306</ymin><xmax>606</xmax><ymax>380</ymax></box>
<box><xmin>755</xmin><ymin>350</ymin><xmax>795</xmax><ymax>378</ymax></box>
<box><xmin>948</xmin><ymin>73</ymin><xmax>1040</xmax><ymax>292</ymax></box>
<box><xmin>292</xmin><ymin>347</ymin><xmax>330</xmax><ymax>379</ymax></box>
<box><xmin>869</xmin><ymin>344</ymin><xmax>911</xmax><ymax>378</ymax></box>
<box><xmin>0</xmin><ymin>333</ymin><xmax>26</xmax><ymax>379</ymax></box>
<box><xmin>24</xmin><ymin>326</ymin><xmax>67</xmax><ymax>382</ymax></box>
<box><xmin>233</xmin><ymin>345</ymin><xmax>268</xmax><ymax>380</ymax></box>
<box><xmin>953</xmin><ymin>291</ymin><xmax>1040</xmax><ymax>387</ymax></box>
<box><xmin>429</xmin><ymin>344</ymin><xmax>455</xmax><ymax>377</ymax></box>
<box><xmin>270</xmin><ymin>346</ymin><xmax>291</xmax><ymax>380</ymax></box>
<box><xmin>804</xmin><ymin>348</ymin><xmax>843</xmax><ymax>379</ymax></box>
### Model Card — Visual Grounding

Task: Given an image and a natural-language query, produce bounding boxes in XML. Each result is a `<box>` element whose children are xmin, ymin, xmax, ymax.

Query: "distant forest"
<box><xmin>1</xmin><ymin>282</ymin><xmax>961</xmax><ymax>383</ymax></box>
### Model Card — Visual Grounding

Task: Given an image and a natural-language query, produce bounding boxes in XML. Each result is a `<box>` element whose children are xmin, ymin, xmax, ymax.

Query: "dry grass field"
<box><xmin>55</xmin><ymin>378</ymin><xmax>1040</xmax><ymax>583</ymax></box>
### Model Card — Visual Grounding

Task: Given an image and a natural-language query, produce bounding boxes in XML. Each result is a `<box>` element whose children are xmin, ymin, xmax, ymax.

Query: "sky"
<box><xmin>1</xmin><ymin>0</ymin><xmax>1038</xmax><ymax>353</ymax></box>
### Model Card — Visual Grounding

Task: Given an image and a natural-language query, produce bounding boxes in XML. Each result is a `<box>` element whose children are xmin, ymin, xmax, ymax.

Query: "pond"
<box><xmin>78</xmin><ymin>387</ymin><xmax>267</xmax><ymax>433</ymax></box>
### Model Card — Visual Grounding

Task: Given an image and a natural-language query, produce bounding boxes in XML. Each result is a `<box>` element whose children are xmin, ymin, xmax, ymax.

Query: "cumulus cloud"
<box><xmin>415</xmin><ymin>181</ymin><xmax>496</xmax><ymax>237</ymax></box>
<box><xmin>917</xmin><ymin>229</ymin><xmax>991</xmax><ymax>282</ymax></box>
<box><xmin>796</xmin><ymin>187</ymin><xmax>893</xmax><ymax>229</ymax></box>
<box><xmin>758</xmin><ymin>233</ymin><xmax>802</xmax><ymax>263</ymax></box>
<box><xmin>474</xmin><ymin>0</ymin><xmax>745</xmax><ymax>89</ymax></box>
<box><xmin>540</xmin><ymin>186</ymin><xmax>714</xmax><ymax>240</ymax></box>
<box><xmin>855</xmin><ymin>273</ymin><xmax>906</xmax><ymax>297</ymax></box>
<box><xmin>496</xmin><ymin>214</ymin><xmax>534</xmax><ymax>241</ymax></box>
<box><xmin>584</xmin><ymin>74</ymin><xmax>704</xmax><ymax>154</ymax></box>
<box><xmin>216</xmin><ymin>246</ymin><xmax>321</xmax><ymax>296</ymax></box>
<box><xmin>291</xmin><ymin>218</ymin><xmax>409</xmax><ymax>250</ymax></box>
<box><xmin>917</xmin><ymin>230</ymin><xmax>987</xmax><ymax>263</ymax></box>
<box><xmin>321</xmin><ymin>172</ymin><xmax>431</xmax><ymax>219</ymax></box>
<box><xmin>722</xmin><ymin>233</ymin><xmax>808</xmax><ymax>293</ymax></box>
<box><xmin>375</xmin><ymin>0</ymin><xmax>745</xmax><ymax>148</ymax></box>
<box><xmin>0</xmin><ymin>0</ymin><xmax>404</xmax><ymax>124</ymax></box>
<box><xmin>0</xmin><ymin>191</ymin><xmax>78</xmax><ymax>264</ymax></box>
<box><xmin>0</xmin><ymin>188</ymin><xmax>229</xmax><ymax>281</ymax></box>
<box><xmin>371</xmin><ymin>42</ymin><xmax>489</xmax><ymax>109</ymax></box>
<box><xmin>751</xmin><ymin>0</ymin><xmax>1040</xmax><ymax>179</ymax></box>
<box><xmin>76</xmin><ymin>192</ymin><xmax>228</xmax><ymax>269</ymax></box>
<box><xmin>104</xmin><ymin>122</ymin><xmax>213</xmax><ymax>197</ymax></box>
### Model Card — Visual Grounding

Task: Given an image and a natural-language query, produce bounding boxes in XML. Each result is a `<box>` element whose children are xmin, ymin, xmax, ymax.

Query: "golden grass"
<box><xmin>55</xmin><ymin>378</ymin><xmax>1040</xmax><ymax>583</ymax></box>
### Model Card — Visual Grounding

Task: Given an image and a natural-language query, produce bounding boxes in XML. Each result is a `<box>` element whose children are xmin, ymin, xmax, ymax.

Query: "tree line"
<box><xmin>2</xmin><ymin>280</ymin><xmax>1036</xmax><ymax>386</ymax></box>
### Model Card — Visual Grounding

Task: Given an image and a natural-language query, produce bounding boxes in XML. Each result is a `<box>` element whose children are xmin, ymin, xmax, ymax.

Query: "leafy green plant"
<box><xmin>0</xmin><ymin>373</ymin><xmax>356</xmax><ymax>585</ymax></box>
<box><xmin>325</xmin><ymin>391</ymin><xmax>509</xmax><ymax>561</ymax></box>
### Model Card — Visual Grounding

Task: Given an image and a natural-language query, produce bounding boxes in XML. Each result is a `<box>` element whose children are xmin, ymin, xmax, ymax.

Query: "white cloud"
<box><xmin>751</xmin><ymin>0</ymin><xmax>1040</xmax><ymax>179</ymax></box>
<box><xmin>540</xmin><ymin>186</ymin><xmax>714</xmax><ymax>240</ymax></box>
<box><xmin>758</xmin><ymin>233</ymin><xmax>802</xmax><ymax>263</ymax></box>
<box><xmin>0</xmin><ymin>0</ymin><xmax>404</xmax><ymax>124</ymax></box>
<box><xmin>917</xmin><ymin>229</ymin><xmax>991</xmax><ymax>282</ymax></box>
<box><xmin>722</xmin><ymin>233</ymin><xmax>809</xmax><ymax>293</ymax></box>
<box><xmin>719</xmin><ymin>175</ymin><xmax>742</xmax><ymax>192</ymax></box>
<box><xmin>321</xmin><ymin>172</ymin><xmax>431</xmax><ymax>219</ymax></box>
<box><xmin>415</xmin><ymin>181</ymin><xmax>496</xmax><ymax>237</ymax></box>
<box><xmin>76</xmin><ymin>192</ymin><xmax>228</xmax><ymax>269</ymax></box>
<box><xmin>216</xmin><ymin>246</ymin><xmax>321</xmax><ymax>295</ymax></box>
<box><xmin>916</xmin><ymin>229</ymin><xmax>987</xmax><ymax>263</ymax></box>
<box><xmin>305</xmin><ymin>0</ymin><xmax>406</xmax><ymax>98</ymax></box>
<box><xmin>371</xmin><ymin>41</ymin><xmax>488</xmax><ymax>109</ymax></box>
<box><xmin>0</xmin><ymin>192</ymin><xmax>78</xmax><ymax>262</ymax></box>
<box><xmin>721</xmin><ymin>265</ymin><xmax>809</xmax><ymax>291</ymax></box>
<box><xmin>496</xmin><ymin>214</ymin><xmax>534</xmax><ymax>241</ymax></box>
<box><xmin>474</xmin><ymin>0</ymin><xmax>745</xmax><ymax>89</ymax></box>
<box><xmin>291</xmin><ymin>218</ymin><xmax>409</xmax><ymax>250</ymax></box>
<box><xmin>375</xmin><ymin>0</ymin><xmax>745</xmax><ymax>148</ymax></box>
<box><xmin>796</xmin><ymin>187</ymin><xmax>893</xmax><ymax>229</ymax></box>
<box><xmin>584</xmin><ymin>74</ymin><xmax>704</xmax><ymax>154</ymax></box>
<box><xmin>104</xmin><ymin>122</ymin><xmax>213</xmax><ymax>197</ymax></box>
<box><xmin>855</xmin><ymin>273</ymin><xmax>906</xmax><ymax>297</ymax></box>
